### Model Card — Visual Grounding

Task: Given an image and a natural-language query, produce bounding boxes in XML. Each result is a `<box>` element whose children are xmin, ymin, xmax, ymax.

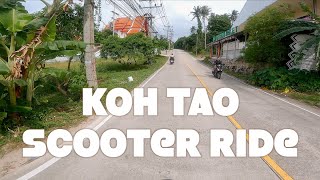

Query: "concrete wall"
<box><xmin>115</xmin><ymin>31</ymin><xmax>127</xmax><ymax>38</ymax></box>
<box><xmin>288</xmin><ymin>34</ymin><xmax>318</xmax><ymax>71</ymax></box>
<box><xmin>221</xmin><ymin>40</ymin><xmax>246</xmax><ymax>60</ymax></box>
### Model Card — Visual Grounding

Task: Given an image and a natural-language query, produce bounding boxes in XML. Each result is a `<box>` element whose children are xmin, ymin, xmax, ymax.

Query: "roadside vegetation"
<box><xmin>175</xmin><ymin>6</ymin><xmax>238</xmax><ymax>57</ymax></box>
<box><xmin>242</xmin><ymin>3</ymin><xmax>319</xmax><ymax>106</ymax></box>
<box><xmin>0</xmin><ymin>0</ymin><xmax>168</xmax><ymax>155</ymax></box>
<box><xmin>181</xmin><ymin>3</ymin><xmax>320</xmax><ymax>107</ymax></box>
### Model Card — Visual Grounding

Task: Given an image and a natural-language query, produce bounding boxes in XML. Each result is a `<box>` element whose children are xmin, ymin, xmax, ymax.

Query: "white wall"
<box><xmin>115</xmin><ymin>30</ymin><xmax>127</xmax><ymax>38</ymax></box>
<box><xmin>288</xmin><ymin>34</ymin><xmax>318</xmax><ymax>71</ymax></box>
<box><xmin>221</xmin><ymin>40</ymin><xmax>245</xmax><ymax>60</ymax></box>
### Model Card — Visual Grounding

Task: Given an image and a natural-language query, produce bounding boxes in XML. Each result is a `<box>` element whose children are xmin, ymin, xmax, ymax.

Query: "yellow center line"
<box><xmin>185</xmin><ymin>63</ymin><xmax>293</xmax><ymax>180</ymax></box>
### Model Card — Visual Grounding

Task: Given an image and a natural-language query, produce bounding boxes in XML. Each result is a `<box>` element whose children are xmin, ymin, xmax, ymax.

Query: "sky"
<box><xmin>23</xmin><ymin>0</ymin><xmax>246</xmax><ymax>41</ymax></box>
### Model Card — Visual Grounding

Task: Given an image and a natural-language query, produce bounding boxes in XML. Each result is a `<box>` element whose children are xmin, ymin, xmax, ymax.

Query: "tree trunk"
<box><xmin>316</xmin><ymin>42</ymin><xmax>320</xmax><ymax>73</ymax></box>
<box><xmin>204</xmin><ymin>18</ymin><xmax>207</xmax><ymax>50</ymax></box>
<box><xmin>26</xmin><ymin>62</ymin><xmax>36</xmax><ymax>107</ymax></box>
<box><xmin>196</xmin><ymin>34</ymin><xmax>198</xmax><ymax>56</ymax></box>
<box><xmin>8</xmin><ymin>34</ymin><xmax>17</xmax><ymax>107</ymax></box>
<box><xmin>83</xmin><ymin>0</ymin><xmax>98</xmax><ymax>88</ymax></box>
<box><xmin>67</xmin><ymin>56</ymin><xmax>73</xmax><ymax>71</ymax></box>
<box><xmin>8</xmin><ymin>81</ymin><xmax>16</xmax><ymax>106</ymax></box>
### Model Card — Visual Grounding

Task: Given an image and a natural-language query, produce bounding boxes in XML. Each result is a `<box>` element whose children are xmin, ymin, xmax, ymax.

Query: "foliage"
<box><xmin>174</xmin><ymin>34</ymin><xmax>197</xmax><ymax>52</ymax></box>
<box><xmin>0</xmin><ymin>0</ymin><xmax>85</xmax><ymax>127</ymax></box>
<box><xmin>243</xmin><ymin>5</ymin><xmax>294</xmax><ymax>65</ymax></box>
<box><xmin>275</xmin><ymin>2</ymin><xmax>320</xmax><ymax>71</ymax></box>
<box><xmin>42</xmin><ymin>68</ymin><xmax>86</xmax><ymax>100</ymax></box>
<box><xmin>191</xmin><ymin>6</ymin><xmax>203</xmax><ymax>35</ymax></box>
<box><xmin>95</xmin><ymin>29</ymin><xmax>112</xmax><ymax>44</ymax></box>
<box><xmin>100</xmin><ymin>35</ymin><xmax>124</xmax><ymax>61</ymax></box>
<box><xmin>250</xmin><ymin>67</ymin><xmax>320</xmax><ymax>92</ymax></box>
<box><xmin>153</xmin><ymin>36</ymin><xmax>169</xmax><ymax>53</ymax></box>
<box><xmin>200</xmin><ymin>6</ymin><xmax>211</xmax><ymax>46</ymax></box>
<box><xmin>243</xmin><ymin>40</ymin><xmax>287</xmax><ymax>65</ymax></box>
<box><xmin>101</xmin><ymin>33</ymin><xmax>160</xmax><ymax>64</ymax></box>
<box><xmin>207</xmin><ymin>13</ymin><xmax>232</xmax><ymax>38</ymax></box>
<box><xmin>55</xmin><ymin>4</ymin><xmax>84</xmax><ymax>41</ymax></box>
<box><xmin>190</xmin><ymin>26</ymin><xmax>196</xmax><ymax>34</ymax></box>
<box><xmin>175</xmin><ymin>9</ymin><xmax>234</xmax><ymax>54</ymax></box>
<box><xmin>230</xmin><ymin>10</ymin><xmax>238</xmax><ymax>25</ymax></box>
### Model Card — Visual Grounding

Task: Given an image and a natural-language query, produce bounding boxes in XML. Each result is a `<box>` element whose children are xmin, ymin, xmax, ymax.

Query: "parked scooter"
<box><xmin>212</xmin><ymin>60</ymin><xmax>223</xmax><ymax>79</ymax></box>
<box><xmin>169</xmin><ymin>54</ymin><xmax>174</xmax><ymax>65</ymax></box>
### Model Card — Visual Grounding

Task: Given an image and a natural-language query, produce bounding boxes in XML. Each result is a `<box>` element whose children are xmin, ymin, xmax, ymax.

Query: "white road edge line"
<box><xmin>225</xmin><ymin>73</ymin><xmax>320</xmax><ymax>118</ymax></box>
<box><xmin>193</xmin><ymin>56</ymin><xmax>320</xmax><ymax>118</ymax></box>
<box><xmin>17</xmin><ymin>56</ymin><xmax>168</xmax><ymax>180</ymax></box>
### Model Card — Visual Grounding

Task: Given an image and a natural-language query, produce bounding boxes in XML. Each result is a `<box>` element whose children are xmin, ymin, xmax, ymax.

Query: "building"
<box><xmin>208</xmin><ymin>0</ymin><xmax>319</xmax><ymax>70</ymax></box>
<box><xmin>112</xmin><ymin>16</ymin><xmax>148</xmax><ymax>38</ymax></box>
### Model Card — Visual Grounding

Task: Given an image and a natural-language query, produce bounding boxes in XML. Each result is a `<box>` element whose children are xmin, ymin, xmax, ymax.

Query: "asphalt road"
<box><xmin>3</xmin><ymin>49</ymin><xmax>320</xmax><ymax>180</ymax></box>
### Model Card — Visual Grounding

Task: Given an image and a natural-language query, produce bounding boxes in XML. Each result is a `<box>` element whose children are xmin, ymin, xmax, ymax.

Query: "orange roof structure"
<box><xmin>113</xmin><ymin>16</ymin><xmax>147</xmax><ymax>36</ymax></box>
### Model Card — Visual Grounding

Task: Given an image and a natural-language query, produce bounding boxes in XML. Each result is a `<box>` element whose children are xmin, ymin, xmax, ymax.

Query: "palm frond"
<box><xmin>274</xmin><ymin>26</ymin><xmax>317</xmax><ymax>39</ymax></box>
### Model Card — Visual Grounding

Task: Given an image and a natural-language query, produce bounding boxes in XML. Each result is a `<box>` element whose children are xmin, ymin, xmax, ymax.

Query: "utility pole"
<box><xmin>165</xmin><ymin>25</ymin><xmax>173</xmax><ymax>54</ymax></box>
<box><xmin>149</xmin><ymin>0</ymin><xmax>152</xmax><ymax>38</ymax></box>
<box><xmin>169</xmin><ymin>30</ymin><xmax>174</xmax><ymax>51</ymax></box>
<box><xmin>111</xmin><ymin>3</ymin><xmax>119</xmax><ymax>36</ymax></box>
<box><xmin>141</xmin><ymin>0</ymin><xmax>162</xmax><ymax>38</ymax></box>
<box><xmin>83</xmin><ymin>0</ymin><xmax>98</xmax><ymax>88</ymax></box>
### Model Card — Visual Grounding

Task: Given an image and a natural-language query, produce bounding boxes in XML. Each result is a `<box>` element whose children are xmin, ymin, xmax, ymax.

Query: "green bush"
<box><xmin>40</xmin><ymin>68</ymin><xmax>87</xmax><ymax>100</ymax></box>
<box><xmin>243</xmin><ymin>5</ymin><xmax>294</xmax><ymax>66</ymax></box>
<box><xmin>0</xmin><ymin>84</ymin><xmax>8</xmax><ymax>123</ymax></box>
<box><xmin>101</xmin><ymin>33</ymin><xmax>157</xmax><ymax>64</ymax></box>
<box><xmin>250</xmin><ymin>67</ymin><xmax>320</xmax><ymax>92</ymax></box>
<box><xmin>68</xmin><ymin>72</ymin><xmax>87</xmax><ymax>100</ymax></box>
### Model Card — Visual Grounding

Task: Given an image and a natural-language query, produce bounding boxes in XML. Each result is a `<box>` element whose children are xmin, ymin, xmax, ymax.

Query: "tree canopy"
<box><xmin>175</xmin><ymin>9</ymin><xmax>234</xmax><ymax>53</ymax></box>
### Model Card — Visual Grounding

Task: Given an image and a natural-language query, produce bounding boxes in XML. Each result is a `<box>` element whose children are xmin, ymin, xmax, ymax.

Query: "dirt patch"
<box><xmin>0</xmin><ymin>115</ymin><xmax>105</xmax><ymax>177</ymax></box>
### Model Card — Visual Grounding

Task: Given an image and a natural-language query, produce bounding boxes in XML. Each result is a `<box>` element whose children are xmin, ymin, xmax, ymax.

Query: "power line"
<box><xmin>105</xmin><ymin>0</ymin><xmax>170</xmax><ymax>37</ymax></box>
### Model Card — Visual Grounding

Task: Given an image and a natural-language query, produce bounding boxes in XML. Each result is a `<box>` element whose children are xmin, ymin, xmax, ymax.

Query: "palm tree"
<box><xmin>191</xmin><ymin>6</ymin><xmax>202</xmax><ymax>32</ymax></box>
<box><xmin>230</xmin><ymin>10</ymin><xmax>239</xmax><ymax>26</ymax></box>
<box><xmin>200</xmin><ymin>6</ymin><xmax>211</xmax><ymax>49</ymax></box>
<box><xmin>191</xmin><ymin>6</ymin><xmax>202</xmax><ymax>55</ymax></box>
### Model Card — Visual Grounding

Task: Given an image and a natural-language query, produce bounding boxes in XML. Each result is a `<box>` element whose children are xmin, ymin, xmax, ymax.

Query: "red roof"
<box><xmin>113</xmin><ymin>16</ymin><xmax>147</xmax><ymax>35</ymax></box>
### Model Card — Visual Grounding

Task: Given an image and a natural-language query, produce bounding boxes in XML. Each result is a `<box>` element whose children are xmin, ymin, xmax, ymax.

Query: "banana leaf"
<box><xmin>7</xmin><ymin>105</ymin><xmax>32</xmax><ymax>113</ymax></box>
<box><xmin>0</xmin><ymin>58</ymin><xmax>10</xmax><ymax>75</ymax></box>
<box><xmin>0</xmin><ymin>112</ymin><xmax>7</xmax><ymax>122</ymax></box>
<box><xmin>0</xmin><ymin>8</ymin><xmax>32</xmax><ymax>33</ymax></box>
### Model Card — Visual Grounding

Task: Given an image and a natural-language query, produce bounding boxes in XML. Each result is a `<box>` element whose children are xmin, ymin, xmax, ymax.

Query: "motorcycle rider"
<box><xmin>170</xmin><ymin>53</ymin><xmax>175</xmax><ymax>64</ymax></box>
<box><xmin>213</xmin><ymin>58</ymin><xmax>222</xmax><ymax>70</ymax></box>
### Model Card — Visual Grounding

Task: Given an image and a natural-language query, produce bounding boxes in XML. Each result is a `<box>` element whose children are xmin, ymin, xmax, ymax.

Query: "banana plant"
<box><xmin>0</xmin><ymin>1</ymin><xmax>32</xmax><ymax>107</ymax></box>
<box><xmin>26</xmin><ymin>40</ymin><xmax>85</xmax><ymax>104</ymax></box>
<box><xmin>0</xmin><ymin>0</ymin><xmax>84</xmax><ymax>123</ymax></box>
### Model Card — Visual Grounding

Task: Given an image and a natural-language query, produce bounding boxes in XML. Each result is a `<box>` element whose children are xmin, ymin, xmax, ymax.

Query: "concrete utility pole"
<box><xmin>111</xmin><ymin>3</ymin><xmax>119</xmax><ymax>36</ymax></box>
<box><xmin>149</xmin><ymin>0</ymin><xmax>152</xmax><ymax>38</ymax></box>
<box><xmin>165</xmin><ymin>25</ymin><xmax>173</xmax><ymax>53</ymax></box>
<box><xmin>141</xmin><ymin>0</ymin><xmax>162</xmax><ymax>38</ymax></box>
<box><xmin>83</xmin><ymin>0</ymin><xmax>98</xmax><ymax>88</ymax></box>
<box><xmin>111</xmin><ymin>1</ymin><xmax>119</xmax><ymax>36</ymax></box>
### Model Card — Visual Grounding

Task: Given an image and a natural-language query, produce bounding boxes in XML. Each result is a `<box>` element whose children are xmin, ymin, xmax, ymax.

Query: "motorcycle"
<box><xmin>169</xmin><ymin>56</ymin><xmax>174</xmax><ymax>64</ymax></box>
<box><xmin>212</xmin><ymin>63</ymin><xmax>223</xmax><ymax>79</ymax></box>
